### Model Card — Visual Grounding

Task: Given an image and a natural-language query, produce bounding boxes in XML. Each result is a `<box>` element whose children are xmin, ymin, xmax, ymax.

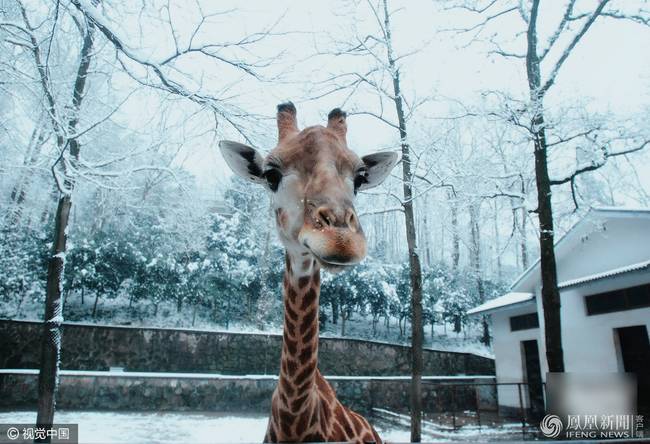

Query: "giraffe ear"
<box><xmin>358</xmin><ymin>151</ymin><xmax>399</xmax><ymax>191</ymax></box>
<box><xmin>219</xmin><ymin>140</ymin><xmax>265</xmax><ymax>184</ymax></box>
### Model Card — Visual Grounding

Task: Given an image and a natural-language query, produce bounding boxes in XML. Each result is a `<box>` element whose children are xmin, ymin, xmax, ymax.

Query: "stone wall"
<box><xmin>0</xmin><ymin>370</ymin><xmax>496</xmax><ymax>415</ymax></box>
<box><xmin>0</xmin><ymin>320</ymin><xmax>494</xmax><ymax>376</ymax></box>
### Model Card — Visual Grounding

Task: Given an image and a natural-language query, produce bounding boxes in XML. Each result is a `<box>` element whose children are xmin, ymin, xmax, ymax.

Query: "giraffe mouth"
<box><xmin>314</xmin><ymin>257</ymin><xmax>348</xmax><ymax>273</ymax></box>
<box><xmin>303</xmin><ymin>244</ymin><xmax>354</xmax><ymax>273</ymax></box>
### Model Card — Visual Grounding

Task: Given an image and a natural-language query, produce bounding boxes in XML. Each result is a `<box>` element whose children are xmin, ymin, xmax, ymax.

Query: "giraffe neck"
<box><xmin>278</xmin><ymin>249</ymin><xmax>320</xmax><ymax>412</ymax></box>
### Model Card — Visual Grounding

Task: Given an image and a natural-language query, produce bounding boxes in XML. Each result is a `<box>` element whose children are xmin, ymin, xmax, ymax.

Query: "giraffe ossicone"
<box><xmin>219</xmin><ymin>102</ymin><xmax>399</xmax><ymax>443</ymax></box>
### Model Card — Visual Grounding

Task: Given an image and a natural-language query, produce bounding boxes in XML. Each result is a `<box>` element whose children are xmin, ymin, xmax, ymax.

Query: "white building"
<box><xmin>468</xmin><ymin>207</ymin><xmax>650</xmax><ymax>417</ymax></box>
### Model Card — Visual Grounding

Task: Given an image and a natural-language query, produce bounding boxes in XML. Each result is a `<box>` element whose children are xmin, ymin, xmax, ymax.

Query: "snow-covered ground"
<box><xmin>0</xmin><ymin>410</ymin><xmax>524</xmax><ymax>443</ymax></box>
<box><xmin>0</xmin><ymin>411</ymin><xmax>402</xmax><ymax>443</ymax></box>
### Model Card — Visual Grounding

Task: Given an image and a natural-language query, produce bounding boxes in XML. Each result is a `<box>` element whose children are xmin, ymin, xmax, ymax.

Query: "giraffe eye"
<box><xmin>263</xmin><ymin>168</ymin><xmax>282</xmax><ymax>192</ymax></box>
<box><xmin>353</xmin><ymin>168</ymin><xmax>368</xmax><ymax>194</ymax></box>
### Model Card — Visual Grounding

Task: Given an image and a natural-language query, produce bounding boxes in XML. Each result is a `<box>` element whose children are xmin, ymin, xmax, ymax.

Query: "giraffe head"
<box><xmin>219</xmin><ymin>102</ymin><xmax>398</xmax><ymax>272</ymax></box>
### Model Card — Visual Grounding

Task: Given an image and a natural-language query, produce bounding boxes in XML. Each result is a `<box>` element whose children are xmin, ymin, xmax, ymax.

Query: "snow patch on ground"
<box><xmin>0</xmin><ymin>411</ymin><xmax>423</xmax><ymax>443</ymax></box>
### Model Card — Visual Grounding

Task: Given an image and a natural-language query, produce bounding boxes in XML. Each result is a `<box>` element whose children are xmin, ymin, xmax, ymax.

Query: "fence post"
<box><xmin>452</xmin><ymin>384</ymin><xmax>457</xmax><ymax>430</ymax></box>
<box><xmin>474</xmin><ymin>383</ymin><xmax>482</xmax><ymax>430</ymax></box>
<box><xmin>517</xmin><ymin>382</ymin><xmax>527</xmax><ymax>438</ymax></box>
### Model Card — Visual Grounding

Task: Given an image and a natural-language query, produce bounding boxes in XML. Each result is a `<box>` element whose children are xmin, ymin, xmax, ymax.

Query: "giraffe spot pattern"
<box><xmin>287</xmin><ymin>286</ymin><xmax>297</xmax><ymax>304</ymax></box>
<box><xmin>291</xmin><ymin>392</ymin><xmax>309</xmax><ymax>412</ymax></box>
<box><xmin>335</xmin><ymin>404</ymin><xmax>355</xmax><ymax>438</ymax></box>
<box><xmin>294</xmin><ymin>411</ymin><xmax>309</xmax><ymax>434</ymax></box>
<box><xmin>298</xmin><ymin>344</ymin><xmax>313</xmax><ymax>364</ymax></box>
<box><xmin>294</xmin><ymin>361</ymin><xmax>316</xmax><ymax>387</ymax></box>
<box><xmin>283</xmin><ymin>332</ymin><xmax>297</xmax><ymax>355</ymax></box>
<box><xmin>300</xmin><ymin>309</ymin><xmax>316</xmax><ymax>335</ymax></box>
<box><xmin>280</xmin><ymin>379</ymin><xmax>294</xmax><ymax>398</ymax></box>
<box><xmin>285</xmin><ymin>318</ymin><xmax>296</xmax><ymax>337</ymax></box>
<box><xmin>285</xmin><ymin>303</ymin><xmax>298</xmax><ymax>322</ymax></box>
<box><xmin>286</xmin><ymin>358</ymin><xmax>298</xmax><ymax>376</ymax></box>
<box><xmin>301</xmin><ymin>324</ymin><xmax>316</xmax><ymax>344</ymax></box>
<box><xmin>268</xmin><ymin>258</ymin><xmax>382</xmax><ymax>444</ymax></box>
<box><xmin>298</xmin><ymin>275</ymin><xmax>310</xmax><ymax>289</ymax></box>
<box><xmin>300</xmin><ymin>288</ymin><xmax>317</xmax><ymax>311</ymax></box>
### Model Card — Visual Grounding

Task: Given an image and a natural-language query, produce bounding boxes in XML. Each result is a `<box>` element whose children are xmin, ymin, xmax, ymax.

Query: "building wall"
<box><xmin>493</xmin><ymin>270</ymin><xmax>650</xmax><ymax>411</ymax></box>
<box><xmin>558</xmin><ymin>270</ymin><xmax>650</xmax><ymax>374</ymax></box>
<box><xmin>491</xmin><ymin>304</ymin><xmax>541</xmax><ymax>410</ymax></box>
<box><xmin>478</xmin><ymin>211</ymin><xmax>650</xmax><ymax>413</ymax></box>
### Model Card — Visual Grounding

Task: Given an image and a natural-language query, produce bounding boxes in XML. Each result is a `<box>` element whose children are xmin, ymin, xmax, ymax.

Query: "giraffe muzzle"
<box><xmin>299</xmin><ymin>212</ymin><xmax>367</xmax><ymax>271</ymax></box>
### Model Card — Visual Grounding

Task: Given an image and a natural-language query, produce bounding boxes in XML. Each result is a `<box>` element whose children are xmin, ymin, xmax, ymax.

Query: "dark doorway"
<box><xmin>522</xmin><ymin>339</ymin><xmax>545</xmax><ymax>420</ymax></box>
<box><xmin>617</xmin><ymin>325</ymin><xmax>650</xmax><ymax>414</ymax></box>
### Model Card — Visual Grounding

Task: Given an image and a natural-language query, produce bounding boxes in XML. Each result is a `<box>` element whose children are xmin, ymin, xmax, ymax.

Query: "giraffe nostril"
<box><xmin>346</xmin><ymin>209</ymin><xmax>359</xmax><ymax>232</ymax></box>
<box><xmin>315</xmin><ymin>206</ymin><xmax>335</xmax><ymax>227</ymax></box>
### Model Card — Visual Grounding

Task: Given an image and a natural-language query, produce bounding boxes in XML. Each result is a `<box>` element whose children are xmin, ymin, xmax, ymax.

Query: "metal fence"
<box><xmin>374</xmin><ymin>380</ymin><xmax>545</xmax><ymax>440</ymax></box>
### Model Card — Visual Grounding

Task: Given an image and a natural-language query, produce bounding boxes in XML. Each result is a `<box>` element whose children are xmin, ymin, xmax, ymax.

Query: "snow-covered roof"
<box><xmin>467</xmin><ymin>292</ymin><xmax>534</xmax><ymax>315</ymax></box>
<box><xmin>509</xmin><ymin>206</ymin><xmax>650</xmax><ymax>293</ymax></box>
<box><xmin>469</xmin><ymin>206</ymin><xmax>650</xmax><ymax>315</ymax></box>
<box><xmin>559</xmin><ymin>259</ymin><xmax>650</xmax><ymax>289</ymax></box>
<box><xmin>510</xmin><ymin>207</ymin><xmax>650</xmax><ymax>291</ymax></box>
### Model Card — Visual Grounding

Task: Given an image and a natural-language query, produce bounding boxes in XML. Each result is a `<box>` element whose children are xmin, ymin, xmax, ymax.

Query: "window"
<box><xmin>510</xmin><ymin>312</ymin><xmax>539</xmax><ymax>331</ymax></box>
<box><xmin>585</xmin><ymin>283</ymin><xmax>650</xmax><ymax>316</ymax></box>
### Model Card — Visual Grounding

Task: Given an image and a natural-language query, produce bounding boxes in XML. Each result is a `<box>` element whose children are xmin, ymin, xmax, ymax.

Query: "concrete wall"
<box><xmin>0</xmin><ymin>320</ymin><xmax>494</xmax><ymax>376</ymax></box>
<box><xmin>0</xmin><ymin>370</ymin><xmax>496</xmax><ymax>415</ymax></box>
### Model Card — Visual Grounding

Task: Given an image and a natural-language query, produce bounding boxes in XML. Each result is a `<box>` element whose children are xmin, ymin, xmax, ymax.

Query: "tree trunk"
<box><xmin>35</xmin><ymin>195</ymin><xmax>70</xmax><ymax>440</ymax></box>
<box><xmin>493</xmin><ymin>200</ymin><xmax>502</xmax><ymax>281</ymax></box>
<box><xmin>470</xmin><ymin>204</ymin><xmax>490</xmax><ymax>346</ymax></box>
<box><xmin>34</xmin><ymin>17</ymin><xmax>95</xmax><ymax>439</ymax></box>
<box><xmin>450</xmin><ymin>195</ymin><xmax>460</xmax><ymax>268</ymax></box>
<box><xmin>533</xmin><ymin>125</ymin><xmax>564</xmax><ymax>371</ymax></box>
<box><xmin>92</xmin><ymin>292</ymin><xmax>100</xmax><ymax>318</ymax></box>
<box><xmin>381</xmin><ymin>1</ymin><xmax>424</xmax><ymax>438</ymax></box>
<box><xmin>526</xmin><ymin>0</ymin><xmax>564</xmax><ymax>372</ymax></box>
<box><xmin>226</xmin><ymin>297</ymin><xmax>231</xmax><ymax>329</ymax></box>
<box><xmin>520</xmin><ymin>204</ymin><xmax>529</xmax><ymax>269</ymax></box>
<box><xmin>8</xmin><ymin>119</ymin><xmax>48</xmax><ymax>227</ymax></box>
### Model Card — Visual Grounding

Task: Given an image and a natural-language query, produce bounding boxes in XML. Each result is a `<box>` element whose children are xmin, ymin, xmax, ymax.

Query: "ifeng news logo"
<box><xmin>540</xmin><ymin>414</ymin><xmax>645</xmax><ymax>439</ymax></box>
<box><xmin>540</xmin><ymin>414</ymin><xmax>563</xmax><ymax>438</ymax></box>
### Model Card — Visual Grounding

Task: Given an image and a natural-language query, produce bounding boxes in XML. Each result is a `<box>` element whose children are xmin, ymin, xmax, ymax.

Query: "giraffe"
<box><xmin>219</xmin><ymin>102</ymin><xmax>398</xmax><ymax>443</ymax></box>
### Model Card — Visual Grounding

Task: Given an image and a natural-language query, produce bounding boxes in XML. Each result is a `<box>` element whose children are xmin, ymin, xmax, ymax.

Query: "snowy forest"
<box><xmin>1</xmin><ymin>0</ymin><xmax>649</xmax><ymax>351</ymax></box>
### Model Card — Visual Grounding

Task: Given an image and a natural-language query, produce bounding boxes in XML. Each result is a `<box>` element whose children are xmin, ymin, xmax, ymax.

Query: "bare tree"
<box><xmin>2</xmin><ymin>0</ymin><xmax>278</xmax><ymax>436</ymax></box>
<box><xmin>70</xmin><ymin>0</ymin><xmax>287</xmax><ymax>144</ymax></box>
<box><xmin>3</xmin><ymin>1</ymin><xmax>98</xmax><ymax>436</ymax></box>
<box><xmin>446</xmin><ymin>0</ymin><xmax>650</xmax><ymax>372</ymax></box>
<box><xmin>311</xmin><ymin>0</ymin><xmax>432</xmax><ymax>438</ymax></box>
